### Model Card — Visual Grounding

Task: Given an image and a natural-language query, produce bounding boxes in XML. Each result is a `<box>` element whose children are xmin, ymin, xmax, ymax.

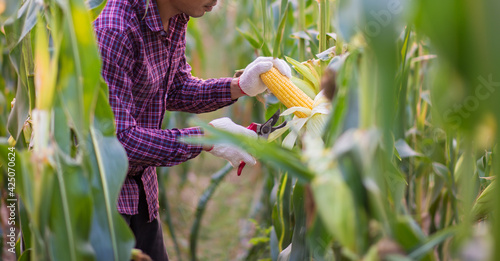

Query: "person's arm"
<box><xmin>165</xmin><ymin>56</ymin><xmax>240</xmax><ymax>112</ymax></box>
<box><xmin>96</xmin><ymin>28</ymin><xmax>204</xmax><ymax>170</ymax></box>
<box><xmin>165</xmin><ymin>29</ymin><xmax>245</xmax><ymax>112</ymax></box>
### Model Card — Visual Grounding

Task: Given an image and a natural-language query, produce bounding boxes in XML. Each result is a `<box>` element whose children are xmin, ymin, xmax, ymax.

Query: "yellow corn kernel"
<box><xmin>260</xmin><ymin>67</ymin><xmax>314</xmax><ymax>118</ymax></box>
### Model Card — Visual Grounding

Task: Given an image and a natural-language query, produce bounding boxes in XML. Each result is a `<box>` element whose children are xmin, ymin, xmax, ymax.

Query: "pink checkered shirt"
<box><xmin>94</xmin><ymin>0</ymin><xmax>235</xmax><ymax>221</ymax></box>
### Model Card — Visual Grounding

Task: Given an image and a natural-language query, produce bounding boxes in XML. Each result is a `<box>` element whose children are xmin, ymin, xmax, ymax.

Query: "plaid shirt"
<box><xmin>94</xmin><ymin>0</ymin><xmax>235</xmax><ymax>221</ymax></box>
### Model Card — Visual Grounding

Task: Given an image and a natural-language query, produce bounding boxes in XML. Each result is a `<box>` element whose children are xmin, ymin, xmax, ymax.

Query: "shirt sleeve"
<box><xmin>95</xmin><ymin>28</ymin><xmax>203</xmax><ymax>172</ymax></box>
<box><xmin>166</xmin><ymin>42</ymin><xmax>237</xmax><ymax>112</ymax></box>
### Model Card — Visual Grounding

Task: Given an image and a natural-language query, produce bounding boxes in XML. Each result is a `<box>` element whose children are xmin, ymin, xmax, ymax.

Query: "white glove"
<box><xmin>238</xmin><ymin>57</ymin><xmax>292</xmax><ymax>97</ymax></box>
<box><xmin>208</xmin><ymin>117</ymin><xmax>258</xmax><ymax>167</ymax></box>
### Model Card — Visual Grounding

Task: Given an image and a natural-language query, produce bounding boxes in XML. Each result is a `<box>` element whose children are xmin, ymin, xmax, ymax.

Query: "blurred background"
<box><xmin>2</xmin><ymin>0</ymin><xmax>500</xmax><ymax>260</ymax></box>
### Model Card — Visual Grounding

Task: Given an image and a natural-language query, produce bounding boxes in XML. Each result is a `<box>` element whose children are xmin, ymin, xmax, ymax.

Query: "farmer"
<box><xmin>93</xmin><ymin>0</ymin><xmax>291</xmax><ymax>259</ymax></box>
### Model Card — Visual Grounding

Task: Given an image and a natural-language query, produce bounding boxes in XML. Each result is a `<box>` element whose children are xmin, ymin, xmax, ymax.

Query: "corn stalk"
<box><xmin>0</xmin><ymin>0</ymin><xmax>135</xmax><ymax>260</ymax></box>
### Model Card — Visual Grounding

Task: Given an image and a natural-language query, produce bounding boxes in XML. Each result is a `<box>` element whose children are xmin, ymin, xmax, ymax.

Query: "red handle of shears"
<box><xmin>237</xmin><ymin>123</ymin><xmax>258</xmax><ymax>176</ymax></box>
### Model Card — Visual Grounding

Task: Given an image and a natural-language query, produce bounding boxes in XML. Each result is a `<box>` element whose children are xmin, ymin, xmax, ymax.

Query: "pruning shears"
<box><xmin>237</xmin><ymin>110</ymin><xmax>287</xmax><ymax>176</ymax></box>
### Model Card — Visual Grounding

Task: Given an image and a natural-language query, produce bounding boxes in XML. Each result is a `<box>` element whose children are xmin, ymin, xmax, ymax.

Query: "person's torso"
<box><xmin>94</xmin><ymin>0</ymin><xmax>190</xmax><ymax>129</ymax></box>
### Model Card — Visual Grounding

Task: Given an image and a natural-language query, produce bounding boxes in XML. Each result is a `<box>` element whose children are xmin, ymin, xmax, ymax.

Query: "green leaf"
<box><xmin>431</xmin><ymin>162</ymin><xmax>449</xmax><ymax>203</ymax></box>
<box><xmin>323</xmin><ymin>53</ymin><xmax>360</xmax><ymax>147</ymax></box>
<box><xmin>394</xmin><ymin>139</ymin><xmax>423</xmax><ymax>158</ymax></box>
<box><xmin>290</xmin><ymin>31</ymin><xmax>312</xmax><ymax>41</ymax></box>
<box><xmin>249</xmin><ymin>237</ymin><xmax>270</xmax><ymax>245</ymax></box>
<box><xmin>237</xmin><ymin>28</ymin><xmax>262</xmax><ymax>50</ymax></box>
<box><xmin>0</xmin><ymin>145</ymin><xmax>34</xmax><ymax>213</ymax></box>
<box><xmin>277</xmin><ymin>244</ymin><xmax>292</xmax><ymax>261</ymax></box>
<box><xmin>18</xmin><ymin>200</ymin><xmax>33</xmax><ymax>258</ymax></box>
<box><xmin>392</xmin><ymin>216</ymin><xmax>434</xmax><ymax>261</ymax></box>
<box><xmin>272</xmin><ymin>3</ymin><xmax>288</xmax><ymax>58</ymax></box>
<box><xmin>312</xmin><ymin>169</ymin><xmax>357</xmax><ymax>253</ymax></box>
<box><xmin>271</xmin><ymin>208</ymin><xmax>281</xmax><ymax>261</ymax></box>
<box><xmin>17</xmin><ymin>250</ymin><xmax>32</xmax><ymax>261</ymax></box>
<box><xmin>276</xmin><ymin>173</ymin><xmax>292</xmax><ymax>251</ymax></box>
<box><xmin>9</xmin><ymin>0</ymin><xmax>41</xmax><ymax>45</ymax></box>
<box><xmin>53</xmin><ymin>96</ymin><xmax>73</xmax><ymax>155</ymax></box>
<box><xmin>58</xmin><ymin>0</ymin><xmax>102</xmax><ymax>132</ymax></box>
<box><xmin>5</xmin><ymin>30</ymin><xmax>34</xmax><ymax>142</ymax></box>
<box><xmin>0</xmin><ymin>0</ymin><xmax>20</xmax><ymax>25</ymax></box>
<box><xmin>420</xmin><ymin>91</ymin><xmax>432</xmax><ymax>106</ymax></box>
<box><xmin>385</xmin><ymin>159</ymin><xmax>407</xmax><ymax>212</ymax></box>
<box><xmin>471</xmin><ymin>180</ymin><xmax>496</xmax><ymax>221</ymax></box>
<box><xmin>316</xmin><ymin>46</ymin><xmax>335</xmax><ymax>61</ymax></box>
<box><xmin>285</xmin><ymin>56</ymin><xmax>320</xmax><ymax>89</ymax></box>
<box><xmin>88</xmin><ymin>91</ymin><xmax>135</xmax><ymax>260</ymax></box>
<box><xmin>248</xmin><ymin>19</ymin><xmax>264</xmax><ymax>43</ymax></box>
<box><xmin>34</xmin><ymin>17</ymin><xmax>56</xmax><ymax>110</ymax></box>
<box><xmin>51</xmin><ymin>1</ymin><xmax>135</xmax><ymax>258</ymax></box>
<box><xmin>248</xmin><ymin>19</ymin><xmax>272</xmax><ymax>56</ymax></box>
<box><xmin>50</xmin><ymin>150</ymin><xmax>94</xmax><ymax>261</ymax></box>
<box><xmin>407</xmin><ymin>227</ymin><xmax>457</xmax><ymax>260</ymax></box>
<box><xmin>186</xmin><ymin>121</ymin><xmax>315</xmax><ymax>183</ymax></box>
<box><xmin>87</xmin><ymin>0</ymin><xmax>106</xmax><ymax>9</ymax></box>
<box><xmin>289</xmin><ymin>183</ymin><xmax>309</xmax><ymax>261</ymax></box>
<box><xmin>260</xmin><ymin>0</ymin><xmax>267</xmax><ymax>42</ymax></box>
<box><xmin>290</xmin><ymin>76</ymin><xmax>316</xmax><ymax>99</ymax></box>
<box><xmin>307</xmin><ymin>215</ymin><xmax>334</xmax><ymax>260</ymax></box>
<box><xmin>89</xmin><ymin>0</ymin><xmax>108</xmax><ymax>20</ymax></box>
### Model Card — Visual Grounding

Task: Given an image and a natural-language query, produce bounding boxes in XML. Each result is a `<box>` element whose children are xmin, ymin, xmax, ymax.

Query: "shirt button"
<box><xmin>187</xmin><ymin>153</ymin><xmax>192</xmax><ymax>158</ymax></box>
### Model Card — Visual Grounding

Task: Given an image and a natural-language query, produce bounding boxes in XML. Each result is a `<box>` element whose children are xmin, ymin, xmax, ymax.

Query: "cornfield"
<box><xmin>1</xmin><ymin>0</ymin><xmax>500</xmax><ymax>260</ymax></box>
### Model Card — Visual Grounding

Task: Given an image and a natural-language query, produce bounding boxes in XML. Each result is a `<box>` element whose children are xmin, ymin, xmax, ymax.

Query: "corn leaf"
<box><xmin>87</xmin><ymin>0</ymin><xmax>106</xmax><ymax>9</ymax></box>
<box><xmin>88</xmin><ymin>0</ymin><xmax>107</xmax><ymax>19</ymax></box>
<box><xmin>471</xmin><ymin>180</ymin><xmax>496</xmax><ymax>221</ymax></box>
<box><xmin>34</xmin><ymin>18</ymin><xmax>56</xmax><ymax>110</ymax></box>
<box><xmin>277</xmin><ymin>244</ymin><xmax>292</xmax><ymax>261</ymax></box>
<box><xmin>285</xmin><ymin>56</ymin><xmax>320</xmax><ymax>89</ymax></box>
<box><xmin>248</xmin><ymin>19</ymin><xmax>272</xmax><ymax>56</ymax></box>
<box><xmin>394</xmin><ymin>139</ymin><xmax>424</xmax><ymax>158</ymax></box>
<box><xmin>276</xmin><ymin>173</ymin><xmax>292</xmax><ymax>250</ymax></box>
<box><xmin>290</xmin><ymin>76</ymin><xmax>316</xmax><ymax>99</ymax></box>
<box><xmin>289</xmin><ymin>183</ymin><xmax>309</xmax><ymax>260</ymax></box>
<box><xmin>407</xmin><ymin>227</ymin><xmax>457</xmax><ymax>260</ymax></box>
<box><xmin>4</xmin><ymin>25</ymin><xmax>33</xmax><ymax>142</ymax></box>
<box><xmin>272</xmin><ymin>205</ymin><xmax>283</xmax><ymax>255</ymax></box>
<box><xmin>54</xmin><ymin>0</ymin><xmax>135</xmax><ymax>258</ymax></box>
<box><xmin>272</xmin><ymin>3</ymin><xmax>288</xmax><ymax>58</ymax></box>
<box><xmin>312</xmin><ymin>170</ymin><xmax>357</xmax><ymax>253</ymax></box>
<box><xmin>270</xmin><ymin>226</ymin><xmax>280</xmax><ymax>261</ymax></box>
<box><xmin>307</xmin><ymin>216</ymin><xmax>334</xmax><ymax>260</ymax></box>
<box><xmin>0</xmin><ymin>0</ymin><xmax>20</xmax><ymax>24</ymax></box>
<box><xmin>237</xmin><ymin>28</ymin><xmax>262</xmax><ymax>50</ymax></box>
<box><xmin>88</xmin><ymin>89</ymin><xmax>135</xmax><ymax>261</ymax></box>
<box><xmin>393</xmin><ymin>217</ymin><xmax>434</xmax><ymax>261</ymax></box>
<box><xmin>51</xmin><ymin>151</ymin><xmax>94</xmax><ymax>261</ymax></box>
<box><xmin>16</xmin><ymin>0</ymin><xmax>43</xmax><ymax>45</ymax></box>
<box><xmin>184</xmin><ymin>121</ymin><xmax>315</xmax><ymax>183</ymax></box>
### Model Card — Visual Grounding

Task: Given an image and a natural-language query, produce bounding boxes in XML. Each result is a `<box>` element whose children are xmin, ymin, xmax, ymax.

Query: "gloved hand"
<box><xmin>238</xmin><ymin>57</ymin><xmax>292</xmax><ymax>97</ymax></box>
<box><xmin>207</xmin><ymin>117</ymin><xmax>258</xmax><ymax>167</ymax></box>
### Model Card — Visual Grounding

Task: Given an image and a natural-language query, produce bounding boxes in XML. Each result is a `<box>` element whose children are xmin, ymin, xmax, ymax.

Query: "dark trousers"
<box><xmin>122</xmin><ymin>178</ymin><xmax>169</xmax><ymax>261</ymax></box>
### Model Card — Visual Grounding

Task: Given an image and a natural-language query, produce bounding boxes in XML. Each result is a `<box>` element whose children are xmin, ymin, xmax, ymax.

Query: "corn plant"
<box><xmin>201</xmin><ymin>0</ymin><xmax>500</xmax><ymax>260</ymax></box>
<box><xmin>0</xmin><ymin>0</ymin><xmax>134</xmax><ymax>260</ymax></box>
<box><xmin>2</xmin><ymin>0</ymin><xmax>500</xmax><ymax>260</ymax></box>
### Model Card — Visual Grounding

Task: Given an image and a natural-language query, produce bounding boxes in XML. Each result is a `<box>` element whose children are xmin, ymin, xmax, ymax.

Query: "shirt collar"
<box><xmin>143</xmin><ymin>0</ymin><xmax>163</xmax><ymax>32</ymax></box>
<box><xmin>141</xmin><ymin>0</ymin><xmax>190</xmax><ymax>32</ymax></box>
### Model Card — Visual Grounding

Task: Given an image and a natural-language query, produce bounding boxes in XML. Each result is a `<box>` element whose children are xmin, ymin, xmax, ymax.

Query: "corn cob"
<box><xmin>260</xmin><ymin>67</ymin><xmax>314</xmax><ymax>118</ymax></box>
